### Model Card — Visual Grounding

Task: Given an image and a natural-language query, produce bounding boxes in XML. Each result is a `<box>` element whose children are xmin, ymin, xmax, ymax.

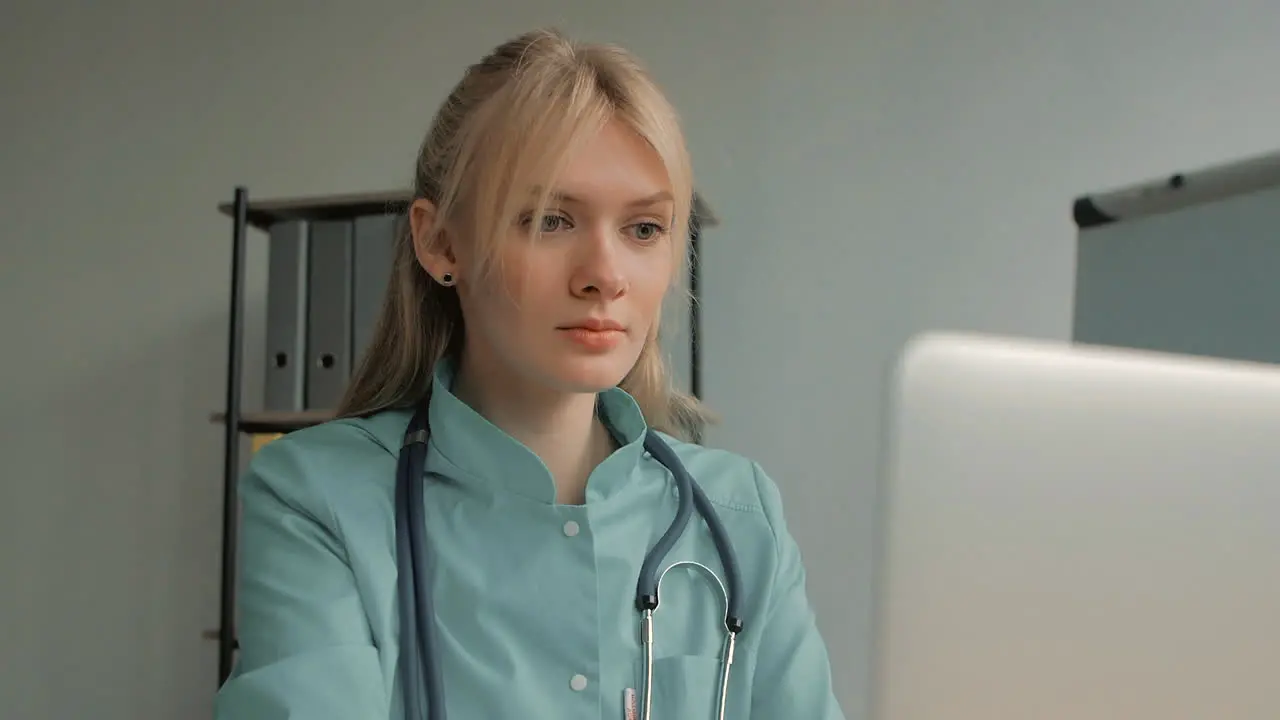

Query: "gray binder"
<box><xmin>352</xmin><ymin>214</ymin><xmax>397</xmax><ymax>366</ymax></box>
<box><xmin>263</xmin><ymin>220</ymin><xmax>308</xmax><ymax>412</ymax></box>
<box><xmin>305</xmin><ymin>219</ymin><xmax>354</xmax><ymax>410</ymax></box>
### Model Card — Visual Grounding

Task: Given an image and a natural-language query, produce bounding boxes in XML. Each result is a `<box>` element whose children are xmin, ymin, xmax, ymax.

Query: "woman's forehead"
<box><xmin>538</xmin><ymin>120</ymin><xmax>672</xmax><ymax>206</ymax></box>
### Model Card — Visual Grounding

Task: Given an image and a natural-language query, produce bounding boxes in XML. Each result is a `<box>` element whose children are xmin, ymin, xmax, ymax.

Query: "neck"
<box><xmin>451</xmin><ymin>355</ymin><xmax>614</xmax><ymax>505</ymax></box>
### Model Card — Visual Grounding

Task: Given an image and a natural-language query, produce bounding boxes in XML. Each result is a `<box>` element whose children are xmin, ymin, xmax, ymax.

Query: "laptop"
<box><xmin>872</xmin><ymin>332</ymin><xmax>1280</xmax><ymax>719</ymax></box>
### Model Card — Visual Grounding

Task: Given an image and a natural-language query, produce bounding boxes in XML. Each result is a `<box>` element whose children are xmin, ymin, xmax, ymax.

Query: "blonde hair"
<box><xmin>337</xmin><ymin>28</ymin><xmax>713</xmax><ymax>440</ymax></box>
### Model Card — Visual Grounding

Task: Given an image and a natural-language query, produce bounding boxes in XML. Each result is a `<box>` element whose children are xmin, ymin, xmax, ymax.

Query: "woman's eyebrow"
<box><xmin>626</xmin><ymin>191</ymin><xmax>674</xmax><ymax>208</ymax></box>
<box><xmin>526</xmin><ymin>187</ymin><xmax>674</xmax><ymax>207</ymax></box>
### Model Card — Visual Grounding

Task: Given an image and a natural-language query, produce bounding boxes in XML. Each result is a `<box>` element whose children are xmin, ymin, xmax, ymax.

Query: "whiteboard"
<box><xmin>1072</xmin><ymin>150</ymin><xmax>1280</xmax><ymax>365</ymax></box>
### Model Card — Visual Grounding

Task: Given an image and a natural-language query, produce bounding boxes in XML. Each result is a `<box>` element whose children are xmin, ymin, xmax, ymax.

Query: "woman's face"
<box><xmin>425</xmin><ymin>119</ymin><xmax>677</xmax><ymax>396</ymax></box>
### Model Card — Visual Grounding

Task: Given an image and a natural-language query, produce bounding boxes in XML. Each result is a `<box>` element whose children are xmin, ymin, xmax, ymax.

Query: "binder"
<box><xmin>352</xmin><ymin>214</ymin><xmax>397</xmax><ymax>365</ymax></box>
<box><xmin>305</xmin><ymin>219</ymin><xmax>354</xmax><ymax>410</ymax></box>
<box><xmin>263</xmin><ymin>220</ymin><xmax>308</xmax><ymax>411</ymax></box>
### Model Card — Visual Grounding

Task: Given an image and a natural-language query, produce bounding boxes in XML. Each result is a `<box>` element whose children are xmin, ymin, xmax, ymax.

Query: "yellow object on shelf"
<box><xmin>251</xmin><ymin>434</ymin><xmax>283</xmax><ymax>454</ymax></box>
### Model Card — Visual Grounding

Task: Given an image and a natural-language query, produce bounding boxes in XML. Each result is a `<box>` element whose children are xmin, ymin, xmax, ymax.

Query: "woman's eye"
<box><xmin>520</xmin><ymin>213</ymin><xmax>571</xmax><ymax>233</ymax></box>
<box><xmin>631</xmin><ymin>222</ymin><xmax>665</xmax><ymax>242</ymax></box>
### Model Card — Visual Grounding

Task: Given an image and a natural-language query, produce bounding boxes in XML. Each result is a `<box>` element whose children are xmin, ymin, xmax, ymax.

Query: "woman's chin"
<box><xmin>549</xmin><ymin>353</ymin><xmax>635</xmax><ymax>393</ymax></box>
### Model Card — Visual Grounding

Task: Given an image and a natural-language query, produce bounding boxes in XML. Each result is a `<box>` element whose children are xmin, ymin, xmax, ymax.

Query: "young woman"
<box><xmin>214</xmin><ymin>28</ymin><xmax>845</xmax><ymax>719</ymax></box>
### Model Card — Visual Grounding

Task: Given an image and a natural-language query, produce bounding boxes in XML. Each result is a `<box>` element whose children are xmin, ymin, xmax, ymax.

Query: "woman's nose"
<box><xmin>571</xmin><ymin>228</ymin><xmax>628</xmax><ymax>299</ymax></box>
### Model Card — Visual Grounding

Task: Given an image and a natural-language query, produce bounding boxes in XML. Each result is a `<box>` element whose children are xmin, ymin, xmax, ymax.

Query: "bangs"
<box><xmin>453</xmin><ymin>63</ymin><xmax>612</xmax><ymax>278</ymax></box>
<box><xmin>439</xmin><ymin>55</ymin><xmax>693</xmax><ymax>280</ymax></box>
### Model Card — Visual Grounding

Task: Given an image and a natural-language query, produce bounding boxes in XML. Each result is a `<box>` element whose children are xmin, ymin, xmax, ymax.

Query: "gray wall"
<box><xmin>4</xmin><ymin>1</ymin><xmax>1280</xmax><ymax>718</ymax></box>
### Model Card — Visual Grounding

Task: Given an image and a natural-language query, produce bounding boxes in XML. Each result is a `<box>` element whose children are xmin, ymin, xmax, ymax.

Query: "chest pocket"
<box><xmin>640</xmin><ymin>650</ymin><xmax>757</xmax><ymax>719</ymax></box>
<box><xmin>637</xmin><ymin>562</ymin><xmax>755</xmax><ymax>717</ymax></box>
<box><xmin>644</xmin><ymin>654</ymin><xmax>727</xmax><ymax>719</ymax></box>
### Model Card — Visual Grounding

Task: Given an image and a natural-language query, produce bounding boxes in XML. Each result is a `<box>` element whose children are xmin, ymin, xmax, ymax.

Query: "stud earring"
<box><xmin>439</xmin><ymin>272</ymin><xmax>455</xmax><ymax>286</ymax></box>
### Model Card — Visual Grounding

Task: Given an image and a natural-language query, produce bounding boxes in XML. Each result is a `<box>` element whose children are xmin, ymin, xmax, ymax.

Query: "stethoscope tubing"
<box><xmin>399</xmin><ymin>426</ymin><xmax>448</xmax><ymax>720</ymax></box>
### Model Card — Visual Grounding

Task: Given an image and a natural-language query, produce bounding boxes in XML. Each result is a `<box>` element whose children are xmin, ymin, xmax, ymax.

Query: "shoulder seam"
<box><xmin>245</xmin><ymin>434</ymin><xmax>356</xmax><ymax>569</ymax></box>
<box><xmin>265</xmin><ymin>420</ymin><xmax>394</xmax><ymax>568</ymax></box>
<box><xmin>324</xmin><ymin>421</ymin><xmax>396</xmax><ymax>561</ymax></box>
<box><xmin>659</xmin><ymin>434</ymin><xmax>765</xmax><ymax>513</ymax></box>
<box><xmin>701</xmin><ymin>495</ymin><xmax>761</xmax><ymax>513</ymax></box>
<box><xmin>750</xmin><ymin>459</ymin><xmax>784</xmax><ymax>570</ymax></box>
<box><xmin>330</xmin><ymin>418</ymin><xmax>397</xmax><ymax>458</ymax></box>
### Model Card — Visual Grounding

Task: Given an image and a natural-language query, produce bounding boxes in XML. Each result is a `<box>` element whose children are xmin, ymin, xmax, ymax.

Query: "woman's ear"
<box><xmin>409</xmin><ymin>198</ymin><xmax>458</xmax><ymax>284</ymax></box>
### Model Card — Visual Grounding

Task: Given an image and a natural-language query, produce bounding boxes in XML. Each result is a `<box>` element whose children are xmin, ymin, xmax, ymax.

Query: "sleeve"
<box><xmin>213</xmin><ymin>434</ymin><xmax>390</xmax><ymax>719</ymax></box>
<box><xmin>749</xmin><ymin>462</ymin><xmax>848</xmax><ymax>720</ymax></box>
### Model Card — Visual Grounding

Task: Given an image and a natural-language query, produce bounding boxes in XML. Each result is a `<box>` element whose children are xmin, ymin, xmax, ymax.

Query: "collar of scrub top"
<box><xmin>423</xmin><ymin>358</ymin><xmax>650</xmax><ymax>505</ymax></box>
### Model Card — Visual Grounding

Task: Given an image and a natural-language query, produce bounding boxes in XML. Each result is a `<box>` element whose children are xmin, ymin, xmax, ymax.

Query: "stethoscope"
<box><xmin>395</xmin><ymin>401</ymin><xmax>745</xmax><ymax>720</ymax></box>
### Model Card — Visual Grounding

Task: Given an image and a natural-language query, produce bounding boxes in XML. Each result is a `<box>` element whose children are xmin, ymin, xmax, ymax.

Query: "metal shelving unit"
<box><xmin>210</xmin><ymin>187</ymin><xmax>409</xmax><ymax>684</ymax></box>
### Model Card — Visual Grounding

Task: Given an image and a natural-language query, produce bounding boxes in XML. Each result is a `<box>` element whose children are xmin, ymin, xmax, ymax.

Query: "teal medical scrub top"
<box><xmin>214</xmin><ymin>364</ymin><xmax>846</xmax><ymax>719</ymax></box>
